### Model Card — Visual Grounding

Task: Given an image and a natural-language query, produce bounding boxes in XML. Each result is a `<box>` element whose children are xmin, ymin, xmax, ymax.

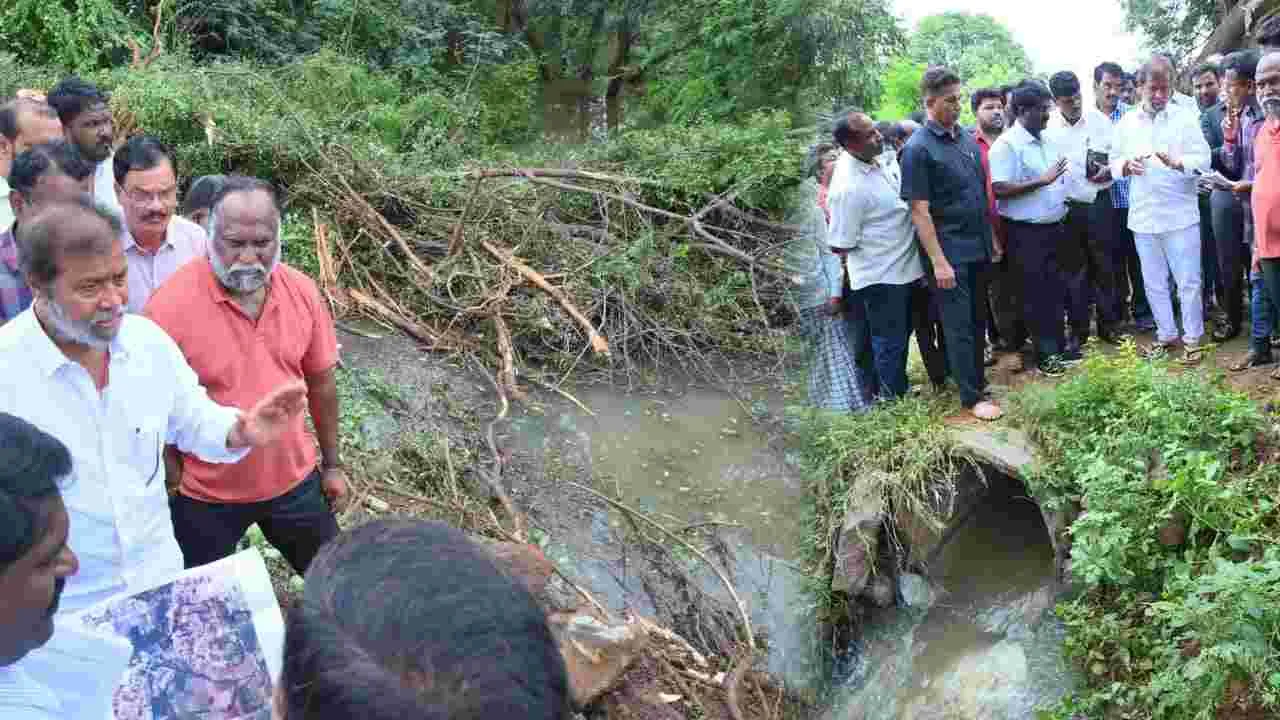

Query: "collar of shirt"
<box><xmin>122</xmin><ymin>218</ymin><xmax>177</xmax><ymax>255</ymax></box>
<box><xmin>202</xmin><ymin>258</ymin><xmax>283</xmax><ymax>318</ymax></box>
<box><xmin>0</xmin><ymin>229</ymin><xmax>18</xmax><ymax>273</ymax></box>
<box><xmin>926</xmin><ymin>119</ymin><xmax>961</xmax><ymax>141</ymax></box>
<box><xmin>18</xmin><ymin>306</ymin><xmax>132</xmax><ymax>379</ymax></box>
<box><xmin>1002</xmin><ymin>121</ymin><xmax>1045</xmax><ymax>148</ymax></box>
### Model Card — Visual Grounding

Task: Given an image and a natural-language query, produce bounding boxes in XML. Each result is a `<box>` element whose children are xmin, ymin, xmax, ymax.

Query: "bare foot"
<box><xmin>970</xmin><ymin>400</ymin><xmax>1004</xmax><ymax>422</ymax></box>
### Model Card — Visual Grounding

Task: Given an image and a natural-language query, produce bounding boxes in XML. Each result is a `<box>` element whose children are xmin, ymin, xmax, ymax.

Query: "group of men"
<box><xmin>822</xmin><ymin>22</ymin><xmax>1280</xmax><ymax>421</ymax></box>
<box><xmin>0</xmin><ymin>76</ymin><xmax>353</xmax><ymax>716</ymax></box>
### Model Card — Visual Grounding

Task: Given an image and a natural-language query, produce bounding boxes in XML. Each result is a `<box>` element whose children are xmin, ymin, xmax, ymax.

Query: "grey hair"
<box><xmin>18</xmin><ymin>194</ymin><xmax>121</xmax><ymax>288</ymax></box>
<box><xmin>206</xmin><ymin>175</ymin><xmax>282</xmax><ymax>246</ymax></box>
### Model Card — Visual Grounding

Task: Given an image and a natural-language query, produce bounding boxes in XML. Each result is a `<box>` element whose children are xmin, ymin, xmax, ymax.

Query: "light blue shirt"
<box><xmin>0</xmin><ymin>666</ymin><xmax>59</xmax><ymax>720</ymax></box>
<box><xmin>0</xmin><ymin>312</ymin><xmax>249</xmax><ymax>613</ymax></box>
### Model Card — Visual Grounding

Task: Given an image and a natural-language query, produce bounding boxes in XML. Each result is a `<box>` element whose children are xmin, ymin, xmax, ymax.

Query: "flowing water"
<box><xmin>831</xmin><ymin>474</ymin><xmax>1079</xmax><ymax>719</ymax></box>
<box><xmin>508</xmin><ymin>382</ymin><xmax>1077</xmax><ymax>714</ymax></box>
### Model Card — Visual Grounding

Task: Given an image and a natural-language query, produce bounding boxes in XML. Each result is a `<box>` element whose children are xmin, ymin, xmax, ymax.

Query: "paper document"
<box><xmin>69</xmin><ymin>549</ymin><xmax>285</xmax><ymax>720</ymax></box>
<box><xmin>20</xmin><ymin>623</ymin><xmax>132</xmax><ymax>720</ymax></box>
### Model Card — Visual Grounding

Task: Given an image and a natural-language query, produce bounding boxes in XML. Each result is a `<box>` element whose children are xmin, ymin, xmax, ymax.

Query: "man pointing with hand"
<box><xmin>0</xmin><ymin>198</ymin><xmax>309</xmax><ymax>614</ymax></box>
<box><xmin>901</xmin><ymin>65</ymin><xmax>1001</xmax><ymax>421</ymax></box>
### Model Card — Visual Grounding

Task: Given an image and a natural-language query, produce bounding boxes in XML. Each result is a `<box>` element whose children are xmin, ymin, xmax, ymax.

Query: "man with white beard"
<box><xmin>145</xmin><ymin>176</ymin><xmax>347</xmax><ymax>573</ymax></box>
<box><xmin>1248</xmin><ymin>52</ymin><xmax>1280</xmax><ymax>383</ymax></box>
<box><xmin>0</xmin><ymin>197</ymin><xmax>309</xmax><ymax>614</ymax></box>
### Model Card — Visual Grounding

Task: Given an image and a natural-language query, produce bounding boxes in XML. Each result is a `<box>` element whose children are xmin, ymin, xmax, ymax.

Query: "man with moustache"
<box><xmin>1248</xmin><ymin>51</ymin><xmax>1280</xmax><ymax>382</ymax></box>
<box><xmin>972</xmin><ymin>87</ymin><xmax>1023</xmax><ymax>357</ymax></box>
<box><xmin>1194</xmin><ymin>61</ymin><xmax>1227</xmax><ymax>325</ymax></box>
<box><xmin>1047</xmin><ymin>70</ymin><xmax>1120</xmax><ymax>347</ymax></box>
<box><xmin>146</xmin><ymin>177</ymin><xmax>348</xmax><ymax>573</ymax></box>
<box><xmin>0</xmin><ymin>99</ymin><xmax>62</xmax><ymax>234</ymax></box>
<box><xmin>0</xmin><ymin>197</ymin><xmax>310</xmax><ymax>615</ymax></box>
<box><xmin>113</xmin><ymin>136</ymin><xmax>209</xmax><ymax>313</ymax></box>
<box><xmin>1</xmin><ymin>141</ymin><xmax>94</xmax><ymax>323</ymax></box>
<box><xmin>901</xmin><ymin>66</ymin><xmax>1002</xmax><ymax>420</ymax></box>
<box><xmin>828</xmin><ymin>112</ymin><xmax>924</xmax><ymax>400</ymax></box>
<box><xmin>990</xmin><ymin>80</ymin><xmax>1074</xmax><ymax>377</ymax></box>
<box><xmin>46</xmin><ymin>78</ymin><xmax>121</xmax><ymax>221</ymax></box>
<box><xmin>1111</xmin><ymin>58</ymin><xmax>1213</xmax><ymax>362</ymax></box>
<box><xmin>0</xmin><ymin>413</ymin><xmax>80</xmax><ymax>719</ymax></box>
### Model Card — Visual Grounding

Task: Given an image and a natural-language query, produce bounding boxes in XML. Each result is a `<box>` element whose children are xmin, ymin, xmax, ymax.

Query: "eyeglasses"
<box><xmin>122</xmin><ymin>187</ymin><xmax>178</xmax><ymax>206</ymax></box>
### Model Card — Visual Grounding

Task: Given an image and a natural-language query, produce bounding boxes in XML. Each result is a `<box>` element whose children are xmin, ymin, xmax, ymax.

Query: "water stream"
<box><xmin>508</xmin><ymin>382</ymin><xmax>1077</xmax><ymax>715</ymax></box>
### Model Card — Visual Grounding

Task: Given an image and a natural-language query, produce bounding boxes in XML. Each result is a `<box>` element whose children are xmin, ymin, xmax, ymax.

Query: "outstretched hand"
<box><xmin>228</xmin><ymin>381</ymin><xmax>308</xmax><ymax>449</ymax></box>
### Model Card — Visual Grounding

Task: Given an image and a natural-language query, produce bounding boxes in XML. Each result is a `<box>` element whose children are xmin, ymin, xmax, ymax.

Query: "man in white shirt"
<box><xmin>46</xmin><ymin>78</ymin><xmax>122</xmax><ymax>222</ymax></box>
<box><xmin>0</xmin><ymin>413</ymin><xmax>79</xmax><ymax>720</ymax></box>
<box><xmin>113</xmin><ymin>135</ymin><xmax>209</xmax><ymax>312</ymax></box>
<box><xmin>990</xmin><ymin>80</ymin><xmax>1074</xmax><ymax>377</ymax></box>
<box><xmin>828</xmin><ymin>111</ymin><xmax>924</xmax><ymax>399</ymax></box>
<box><xmin>0</xmin><ymin>99</ymin><xmax>63</xmax><ymax>235</ymax></box>
<box><xmin>0</xmin><ymin>197</ymin><xmax>309</xmax><ymax>615</ymax></box>
<box><xmin>1047</xmin><ymin>70</ymin><xmax>1122</xmax><ymax>347</ymax></box>
<box><xmin>1110</xmin><ymin>59</ymin><xmax>1213</xmax><ymax>361</ymax></box>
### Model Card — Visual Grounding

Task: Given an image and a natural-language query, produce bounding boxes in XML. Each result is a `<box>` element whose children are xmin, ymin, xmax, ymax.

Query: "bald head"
<box><xmin>1257</xmin><ymin>52</ymin><xmax>1280</xmax><ymax>118</ymax></box>
<box><xmin>832</xmin><ymin>111</ymin><xmax>884</xmax><ymax>163</ymax></box>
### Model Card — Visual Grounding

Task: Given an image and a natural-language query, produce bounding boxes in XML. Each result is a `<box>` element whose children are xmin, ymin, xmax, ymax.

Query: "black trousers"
<box><xmin>929</xmin><ymin>260</ymin><xmax>988</xmax><ymax>408</ymax></box>
<box><xmin>1200</xmin><ymin>192</ymin><xmax>1220</xmax><ymax>310</ymax></box>
<box><xmin>1006</xmin><ymin>219</ymin><xmax>1067</xmax><ymax>362</ymax></box>
<box><xmin>1062</xmin><ymin>197</ymin><xmax>1120</xmax><ymax>339</ymax></box>
<box><xmin>1111</xmin><ymin>204</ymin><xmax>1151</xmax><ymax>321</ymax></box>
<box><xmin>1210</xmin><ymin>189</ymin><xmax>1247</xmax><ymax>330</ymax></box>
<box><xmin>169</xmin><ymin>468</ymin><xmax>340</xmax><ymax>574</ymax></box>
<box><xmin>910</xmin><ymin>279</ymin><xmax>947</xmax><ymax>387</ymax></box>
<box><xmin>988</xmin><ymin>254</ymin><xmax>1025</xmax><ymax>350</ymax></box>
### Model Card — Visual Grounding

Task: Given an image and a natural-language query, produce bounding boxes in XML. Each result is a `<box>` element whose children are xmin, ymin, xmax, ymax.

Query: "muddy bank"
<box><xmin>320</xmin><ymin>323</ymin><xmax>818</xmax><ymax>717</ymax></box>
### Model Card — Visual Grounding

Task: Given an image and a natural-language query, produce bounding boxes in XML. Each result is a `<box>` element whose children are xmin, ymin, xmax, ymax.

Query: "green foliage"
<box><xmin>1010</xmin><ymin>342</ymin><xmax>1280</xmax><ymax>717</ymax></box>
<box><xmin>906</xmin><ymin>12</ymin><xmax>1034</xmax><ymax>85</ymax></box>
<box><xmin>1121</xmin><ymin>0</ymin><xmax>1222</xmax><ymax>62</ymax></box>
<box><xmin>0</xmin><ymin>0</ymin><xmax>136</xmax><ymax>71</ymax></box>
<box><xmin>873</xmin><ymin>57</ymin><xmax>926</xmax><ymax>121</ymax></box>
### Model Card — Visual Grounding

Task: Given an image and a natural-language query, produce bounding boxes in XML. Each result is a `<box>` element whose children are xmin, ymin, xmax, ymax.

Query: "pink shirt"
<box><xmin>144</xmin><ymin>259</ymin><xmax>339</xmax><ymax>503</ymax></box>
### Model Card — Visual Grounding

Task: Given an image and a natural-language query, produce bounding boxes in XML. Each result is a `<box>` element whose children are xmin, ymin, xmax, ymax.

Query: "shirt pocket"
<box><xmin>123</xmin><ymin>415</ymin><xmax>167</xmax><ymax>489</ymax></box>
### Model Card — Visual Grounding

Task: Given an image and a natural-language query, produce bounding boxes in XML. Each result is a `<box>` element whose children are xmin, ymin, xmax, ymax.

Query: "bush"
<box><xmin>1010</xmin><ymin>342</ymin><xmax>1280</xmax><ymax>718</ymax></box>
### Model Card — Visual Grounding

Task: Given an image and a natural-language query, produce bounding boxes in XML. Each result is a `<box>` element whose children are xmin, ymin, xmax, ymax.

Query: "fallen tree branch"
<box><xmin>469</xmin><ymin>167</ymin><xmax>667</xmax><ymax>187</ymax></box>
<box><xmin>334</xmin><ymin>173</ymin><xmax>437</xmax><ymax>282</ymax></box>
<box><xmin>347</xmin><ymin>288</ymin><xmax>467</xmax><ymax>350</ymax></box>
<box><xmin>480</xmin><ymin>238</ymin><xmax>611</xmax><ymax>356</ymax></box>
<box><xmin>724</xmin><ymin>646</ymin><xmax>756</xmax><ymax>720</ymax></box>
<box><xmin>492</xmin><ymin>311</ymin><xmax>528</xmax><ymax>402</ymax></box>
<box><xmin>448</xmin><ymin>176</ymin><xmax>483</xmax><ymax>256</ymax></box>
<box><xmin>469</xmin><ymin>355</ymin><xmax>527</xmax><ymax>542</ymax></box>
<box><xmin>566</xmin><ymin>481</ymin><xmax>756</xmax><ymax>652</ymax></box>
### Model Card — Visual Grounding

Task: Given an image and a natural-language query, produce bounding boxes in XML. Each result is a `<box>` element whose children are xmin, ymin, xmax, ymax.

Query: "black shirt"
<box><xmin>1200</xmin><ymin>101</ymin><xmax>1227</xmax><ymax>172</ymax></box>
<box><xmin>900</xmin><ymin>120</ymin><xmax>993</xmax><ymax>264</ymax></box>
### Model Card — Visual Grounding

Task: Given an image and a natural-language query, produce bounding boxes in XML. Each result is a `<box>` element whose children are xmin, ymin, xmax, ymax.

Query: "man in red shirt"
<box><xmin>971</xmin><ymin>87</ymin><xmax>1020</xmax><ymax>361</ymax></box>
<box><xmin>145</xmin><ymin>176</ymin><xmax>348</xmax><ymax>572</ymax></box>
<box><xmin>1251</xmin><ymin>52</ymin><xmax>1280</xmax><ymax>380</ymax></box>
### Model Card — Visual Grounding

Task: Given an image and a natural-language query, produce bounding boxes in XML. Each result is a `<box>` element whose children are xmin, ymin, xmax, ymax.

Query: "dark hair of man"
<box><xmin>280</xmin><ymin>519</ymin><xmax>571</xmax><ymax>720</ymax></box>
<box><xmin>0</xmin><ymin>413</ymin><xmax>71</xmax><ymax>568</ymax></box>
<box><xmin>1191</xmin><ymin>61</ymin><xmax>1221</xmax><ymax>81</ymax></box>
<box><xmin>970</xmin><ymin>87</ymin><xmax>1004</xmax><ymax>115</ymax></box>
<box><xmin>183</xmin><ymin>175</ymin><xmax>227</xmax><ymax>217</ymax></box>
<box><xmin>831</xmin><ymin>111</ymin><xmax>864</xmax><ymax>149</ymax></box>
<box><xmin>920</xmin><ymin>65</ymin><xmax>962</xmax><ymax>99</ymax></box>
<box><xmin>1256</xmin><ymin>14</ymin><xmax>1280</xmax><ymax>49</ymax></box>
<box><xmin>112</xmin><ymin>135</ymin><xmax>175</xmax><ymax>185</ymax></box>
<box><xmin>1010</xmin><ymin>80</ymin><xmax>1053</xmax><ymax>117</ymax></box>
<box><xmin>874</xmin><ymin>120</ymin><xmax>895</xmax><ymax>141</ymax></box>
<box><xmin>8</xmin><ymin>141</ymin><xmax>94</xmax><ymax>198</ymax></box>
<box><xmin>908</xmin><ymin>109</ymin><xmax>927</xmax><ymax>124</ymax></box>
<box><xmin>810</xmin><ymin>142</ymin><xmax>835</xmax><ymax>179</ymax></box>
<box><xmin>1094</xmin><ymin>61</ymin><xmax>1124</xmax><ymax>85</ymax></box>
<box><xmin>46</xmin><ymin>77</ymin><xmax>109</xmax><ymax>126</ymax></box>
<box><xmin>18</xmin><ymin>196</ymin><xmax>121</xmax><ymax>289</ymax></box>
<box><xmin>1048</xmin><ymin>71</ymin><xmax>1081</xmax><ymax>99</ymax></box>
<box><xmin>1222</xmin><ymin>50</ymin><xmax>1261</xmax><ymax>82</ymax></box>
<box><xmin>0</xmin><ymin>100</ymin><xmax>58</xmax><ymax>142</ymax></box>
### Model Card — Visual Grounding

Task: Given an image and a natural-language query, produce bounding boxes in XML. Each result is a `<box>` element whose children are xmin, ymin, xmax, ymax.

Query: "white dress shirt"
<box><xmin>0</xmin><ymin>311</ymin><xmax>249</xmax><ymax>614</ymax></box>
<box><xmin>988</xmin><ymin>122</ymin><xmax>1069</xmax><ymax>224</ymax></box>
<box><xmin>0</xmin><ymin>666</ymin><xmax>59</xmax><ymax>720</ymax></box>
<box><xmin>93</xmin><ymin>156</ymin><xmax>123</xmax><ymax>221</ymax></box>
<box><xmin>1046</xmin><ymin>107</ymin><xmax>1115</xmax><ymax>203</ymax></box>
<box><xmin>1109</xmin><ymin>104</ymin><xmax>1211</xmax><ymax>234</ymax></box>
<box><xmin>826</xmin><ymin>151</ymin><xmax>924</xmax><ymax>291</ymax></box>
<box><xmin>124</xmin><ymin>215</ymin><xmax>209</xmax><ymax>313</ymax></box>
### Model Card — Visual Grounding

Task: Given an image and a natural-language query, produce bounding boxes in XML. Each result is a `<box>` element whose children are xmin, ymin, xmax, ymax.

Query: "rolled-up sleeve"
<box><xmin>158</xmin><ymin>330</ymin><xmax>249</xmax><ymax>464</ymax></box>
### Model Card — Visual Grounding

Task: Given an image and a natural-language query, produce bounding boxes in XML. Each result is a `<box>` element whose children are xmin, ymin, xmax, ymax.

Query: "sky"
<box><xmin>893</xmin><ymin>0</ymin><xmax>1148</xmax><ymax>108</ymax></box>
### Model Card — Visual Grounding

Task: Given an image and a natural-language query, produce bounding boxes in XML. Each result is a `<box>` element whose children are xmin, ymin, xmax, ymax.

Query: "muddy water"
<box><xmin>508</xmin><ymin>383</ymin><xmax>823</xmax><ymax>688</ymax></box>
<box><xmin>831</xmin><ymin>476</ymin><xmax>1078</xmax><ymax>719</ymax></box>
